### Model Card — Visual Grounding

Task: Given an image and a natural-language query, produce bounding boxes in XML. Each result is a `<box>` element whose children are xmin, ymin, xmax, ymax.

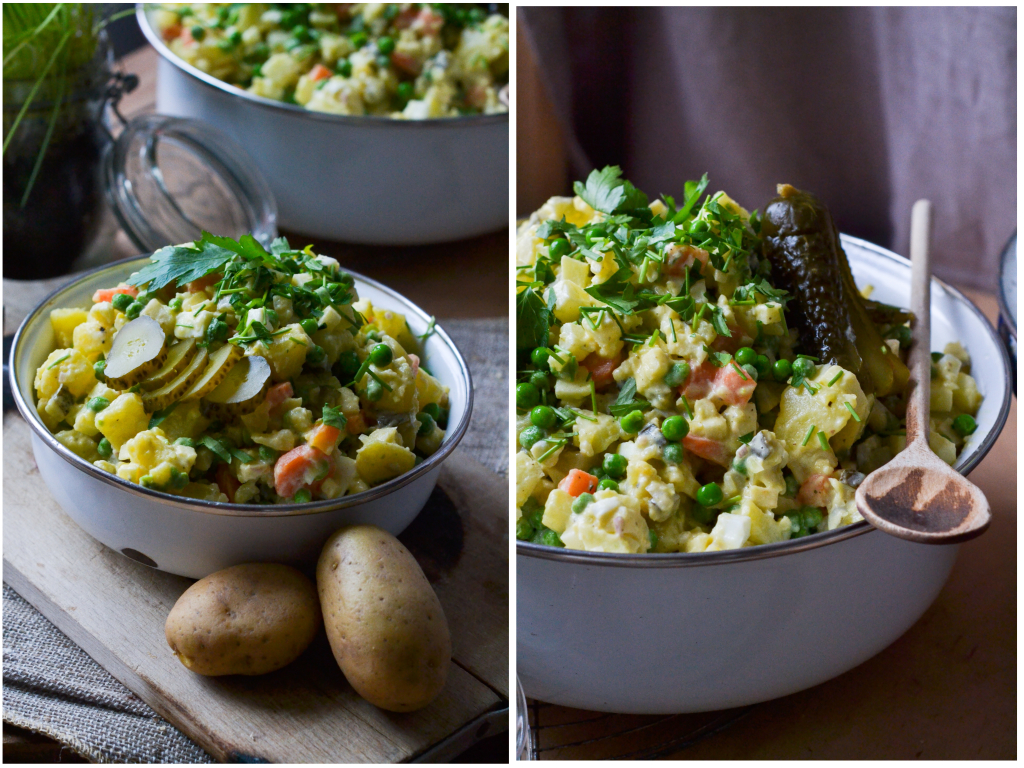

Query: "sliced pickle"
<box><xmin>141</xmin><ymin>339</ymin><xmax>197</xmax><ymax>391</ymax></box>
<box><xmin>142</xmin><ymin>347</ymin><xmax>209</xmax><ymax>412</ymax></box>
<box><xmin>105</xmin><ymin>316</ymin><xmax>168</xmax><ymax>389</ymax></box>
<box><xmin>204</xmin><ymin>355</ymin><xmax>272</xmax><ymax>419</ymax></box>
<box><xmin>182</xmin><ymin>343</ymin><xmax>244</xmax><ymax>401</ymax></box>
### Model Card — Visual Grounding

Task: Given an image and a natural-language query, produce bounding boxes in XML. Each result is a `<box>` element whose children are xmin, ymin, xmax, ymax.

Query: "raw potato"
<box><xmin>165</xmin><ymin>563</ymin><xmax>321</xmax><ymax>676</ymax></box>
<box><xmin>317</xmin><ymin>526</ymin><xmax>451</xmax><ymax>712</ymax></box>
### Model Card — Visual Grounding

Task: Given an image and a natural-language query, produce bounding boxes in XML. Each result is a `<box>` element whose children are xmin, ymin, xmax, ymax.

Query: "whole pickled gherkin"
<box><xmin>761</xmin><ymin>184</ymin><xmax>909</xmax><ymax>396</ymax></box>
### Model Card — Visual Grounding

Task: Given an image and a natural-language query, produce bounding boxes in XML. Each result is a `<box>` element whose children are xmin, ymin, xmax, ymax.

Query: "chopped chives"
<box><xmin>730</xmin><ymin>362</ymin><xmax>749</xmax><ymax>381</ymax></box>
<box><xmin>589</xmin><ymin>379</ymin><xmax>597</xmax><ymax>414</ymax></box>
<box><xmin>572</xmin><ymin>408</ymin><xmax>598</xmax><ymax>423</ymax></box>
<box><xmin>796</xmin><ymin>354</ymin><xmax>819</xmax><ymax>361</ymax></box>
<box><xmin>817</xmin><ymin>431</ymin><xmax>830</xmax><ymax>451</ymax></box>
<box><xmin>366</xmin><ymin>369</ymin><xmax>393</xmax><ymax>392</ymax></box>
<box><xmin>844</xmin><ymin>402</ymin><xmax>861</xmax><ymax>422</ymax></box>
<box><xmin>47</xmin><ymin>353</ymin><xmax>70</xmax><ymax>369</ymax></box>
<box><xmin>802</xmin><ymin>425</ymin><xmax>816</xmax><ymax>446</ymax></box>
<box><xmin>681</xmin><ymin>394</ymin><xmax>693</xmax><ymax>419</ymax></box>
<box><xmin>828</xmin><ymin>371</ymin><xmax>843</xmax><ymax>386</ymax></box>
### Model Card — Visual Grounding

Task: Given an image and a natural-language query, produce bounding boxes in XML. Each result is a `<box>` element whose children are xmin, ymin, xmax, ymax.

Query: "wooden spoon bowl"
<box><xmin>855</xmin><ymin>199</ymin><xmax>992</xmax><ymax>543</ymax></box>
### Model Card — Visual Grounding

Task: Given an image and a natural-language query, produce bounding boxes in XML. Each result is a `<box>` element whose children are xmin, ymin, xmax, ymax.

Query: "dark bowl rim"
<box><xmin>997</xmin><ymin>231</ymin><xmax>1016</xmax><ymax>338</ymax></box>
<box><xmin>136</xmin><ymin>4</ymin><xmax>510</xmax><ymax>130</ymax></box>
<box><xmin>10</xmin><ymin>254</ymin><xmax>474</xmax><ymax>519</ymax></box>
<box><xmin>516</xmin><ymin>233</ymin><xmax>1014</xmax><ymax>568</ymax></box>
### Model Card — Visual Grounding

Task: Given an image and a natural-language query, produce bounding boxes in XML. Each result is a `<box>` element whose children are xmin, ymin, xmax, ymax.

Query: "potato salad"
<box><xmin>36</xmin><ymin>234</ymin><xmax>449</xmax><ymax>504</ymax></box>
<box><xmin>515</xmin><ymin>169</ymin><xmax>983</xmax><ymax>554</ymax></box>
<box><xmin>153</xmin><ymin>3</ymin><xmax>509</xmax><ymax>118</ymax></box>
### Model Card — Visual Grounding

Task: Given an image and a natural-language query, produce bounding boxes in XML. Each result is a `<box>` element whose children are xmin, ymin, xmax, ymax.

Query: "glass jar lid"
<box><xmin>103</xmin><ymin>114</ymin><xmax>276</xmax><ymax>253</ymax></box>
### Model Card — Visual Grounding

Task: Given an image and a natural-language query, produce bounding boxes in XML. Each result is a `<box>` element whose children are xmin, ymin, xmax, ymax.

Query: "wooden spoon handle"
<box><xmin>906</xmin><ymin>199</ymin><xmax>933</xmax><ymax>446</ymax></box>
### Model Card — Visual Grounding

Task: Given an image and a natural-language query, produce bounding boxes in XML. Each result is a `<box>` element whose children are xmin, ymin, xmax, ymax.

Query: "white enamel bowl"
<box><xmin>517</xmin><ymin>235</ymin><xmax>1012</xmax><ymax>714</ymax></box>
<box><xmin>10</xmin><ymin>256</ymin><xmax>472</xmax><ymax>579</ymax></box>
<box><xmin>137</xmin><ymin>6</ymin><xmax>508</xmax><ymax>246</ymax></box>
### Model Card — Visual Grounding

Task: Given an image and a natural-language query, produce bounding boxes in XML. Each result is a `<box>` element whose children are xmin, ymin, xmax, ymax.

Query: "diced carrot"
<box><xmin>797</xmin><ymin>474</ymin><xmax>833</xmax><ymax>508</ymax></box>
<box><xmin>162</xmin><ymin>23</ymin><xmax>182</xmax><ymax>42</ymax></box>
<box><xmin>582</xmin><ymin>352</ymin><xmax>622</xmax><ymax>392</ymax></box>
<box><xmin>682</xmin><ymin>435</ymin><xmax>732</xmax><ymax>467</ymax></box>
<box><xmin>390</xmin><ymin>51</ymin><xmax>421</xmax><ymax>76</ymax></box>
<box><xmin>308</xmin><ymin>422</ymin><xmax>341</xmax><ymax>454</ymax></box>
<box><xmin>664</xmin><ymin>244</ymin><xmax>709</xmax><ymax>277</ymax></box>
<box><xmin>408</xmin><ymin>353</ymin><xmax>420</xmax><ymax>377</ymax></box>
<box><xmin>681</xmin><ymin>361</ymin><xmax>756</xmax><ymax>407</ymax></box>
<box><xmin>215</xmin><ymin>462</ymin><xmax>240</xmax><ymax>503</ymax></box>
<box><xmin>187</xmin><ymin>272</ymin><xmax>221</xmax><ymax>293</ymax></box>
<box><xmin>393</xmin><ymin>6</ymin><xmax>419</xmax><ymax>28</ymax></box>
<box><xmin>180</xmin><ymin>26</ymin><xmax>195</xmax><ymax>45</ymax></box>
<box><xmin>273</xmin><ymin>444</ymin><xmax>332</xmax><ymax>498</ymax></box>
<box><xmin>465</xmin><ymin>83</ymin><xmax>488</xmax><ymax>109</ymax></box>
<box><xmin>414</xmin><ymin>7</ymin><xmax>445</xmax><ymax>35</ymax></box>
<box><xmin>345</xmin><ymin>412</ymin><xmax>366</xmax><ymax>435</ymax></box>
<box><xmin>92</xmin><ymin>284</ymin><xmax>138</xmax><ymax>304</ymax></box>
<box><xmin>309</xmin><ymin>63</ymin><xmax>332</xmax><ymax>82</ymax></box>
<box><xmin>266</xmin><ymin>381</ymin><xmax>293</xmax><ymax>411</ymax></box>
<box><xmin>557</xmin><ymin>469</ymin><xmax>599</xmax><ymax>497</ymax></box>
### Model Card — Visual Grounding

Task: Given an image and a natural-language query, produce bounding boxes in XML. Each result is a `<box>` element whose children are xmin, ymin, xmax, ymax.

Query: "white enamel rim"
<box><xmin>517</xmin><ymin>234</ymin><xmax>1013</xmax><ymax>568</ymax></box>
<box><xmin>10</xmin><ymin>255</ymin><xmax>473</xmax><ymax>519</ymax></box>
<box><xmin>136</xmin><ymin>4</ymin><xmax>509</xmax><ymax>129</ymax></box>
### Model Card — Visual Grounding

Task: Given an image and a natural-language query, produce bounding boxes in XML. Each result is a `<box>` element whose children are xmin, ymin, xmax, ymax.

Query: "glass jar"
<box><xmin>3</xmin><ymin>36</ymin><xmax>113</xmax><ymax>280</ymax></box>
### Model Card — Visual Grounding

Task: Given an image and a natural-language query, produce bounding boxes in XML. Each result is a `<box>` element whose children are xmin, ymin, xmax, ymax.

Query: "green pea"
<box><xmin>662</xmin><ymin>443</ymin><xmax>683</xmax><ymax>464</ymax></box>
<box><xmin>735</xmin><ymin>347</ymin><xmax>756</xmax><ymax>366</ymax></box>
<box><xmin>597</xmin><ymin>477</ymin><xmax>619</xmax><ymax>492</ymax></box>
<box><xmin>300</xmin><ymin>318</ymin><xmax>319</xmax><ymax>336</ymax></box>
<box><xmin>519</xmin><ymin>426</ymin><xmax>544</xmax><ymax>450</ymax></box>
<box><xmin>773</xmin><ymin>358</ymin><xmax>792</xmax><ymax>381</ymax></box>
<box><xmin>190</xmin><ymin>25</ymin><xmax>205</xmax><ymax>41</ymax></box>
<box><xmin>335</xmin><ymin>58</ymin><xmax>353</xmax><ymax>77</ymax></box>
<box><xmin>890</xmin><ymin>324</ymin><xmax>912</xmax><ymax>349</ymax></box>
<box><xmin>530</xmin><ymin>405</ymin><xmax>557</xmax><ymax>429</ymax></box>
<box><xmin>663</xmin><ymin>361</ymin><xmax>690</xmax><ymax>388</ymax></box>
<box><xmin>140</xmin><ymin>475</ymin><xmax>157</xmax><ymax>489</ymax></box>
<box><xmin>603</xmin><ymin>452</ymin><xmax>628</xmax><ymax>479</ymax></box>
<box><xmin>97</xmin><ymin>437</ymin><xmax>112</xmax><ymax>458</ymax></box>
<box><xmin>784</xmin><ymin>474</ymin><xmax>799</xmax><ymax>497</ymax></box>
<box><xmin>422</xmin><ymin>402</ymin><xmax>442</xmax><ymax>421</ymax></box>
<box><xmin>169</xmin><ymin>467</ymin><xmax>188</xmax><ymax>490</ymax></box>
<box><xmin>649</xmin><ymin>529</ymin><xmax>659</xmax><ymax>550</ymax></box>
<box><xmin>364</xmin><ymin>330</ymin><xmax>382</xmax><ymax>344</ymax></box>
<box><xmin>306</xmin><ymin>344</ymin><xmax>326</xmax><ymax>367</ymax></box>
<box><xmin>365</xmin><ymin>378</ymin><xmax>384</xmax><ymax>402</ymax></box>
<box><xmin>376</xmin><ymin>35</ymin><xmax>395</xmax><ymax>55</ymax></box>
<box><xmin>741</xmin><ymin>363</ymin><xmax>759</xmax><ymax>381</ymax></box>
<box><xmin>620</xmin><ymin>409</ymin><xmax>644</xmax><ymax>434</ymax></box>
<box><xmin>369</xmin><ymin>343</ymin><xmax>393</xmax><ymax>367</ymax></box>
<box><xmin>516</xmin><ymin>382</ymin><xmax>540</xmax><ymax>410</ymax></box>
<box><xmin>112</xmin><ymin>292</ymin><xmax>134</xmax><ymax>312</ymax></box>
<box><xmin>661</xmin><ymin>415</ymin><xmax>688</xmax><ymax>441</ymax></box>
<box><xmin>93</xmin><ymin>360</ymin><xmax>107</xmax><ymax>380</ymax></box>
<box><xmin>169</xmin><ymin>297</ymin><xmax>183</xmax><ymax>311</ymax></box>
<box><xmin>792</xmin><ymin>357</ymin><xmax>815</xmax><ymax>377</ymax></box>
<box><xmin>754</xmin><ymin>354</ymin><xmax>771</xmax><ymax>378</ymax></box>
<box><xmin>417</xmin><ymin>412</ymin><xmax>435</xmax><ymax>435</ymax></box>
<box><xmin>802</xmin><ymin>506</ymin><xmax>823</xmax><ymax>531</ymax></box>
<box><xmin>952</xmin><ymin>413</ymin><xmax>977</xmax><ymax>437</ymax></box>
<box><xmin>786</xmin><ymin>511</ymin><xmax>807</xmax><ymax>537</ymax></box>
<box><xmin>548</xmin><ymin>238</ymin><xmax>571</xmax><ymax>259</ymax></box>
<box><xmin>516</xmin><ymin>518</ymin><xmax>535</xmax><ymax>540</ymax></box>
<box><xmin>529</xmin><ymin>371</ymin><xmax>552</xmax><ymax>391</ymax></box>
<box><xmin>333</xmin><ymin>350</ymin><xmax>361</xmax><ymax>381</ymax></box>
<box><xmin>931</xmin><ymin>351</ymin><xmax>943</xmax><ymax>362</ymax></box>
<box><xmin>87</xmin><ymin>397</ymin><xmax>110</xmax><ymax>413</ymax></box>
<box><xmin>696</xmin><ymin>482</ymin><xmax>723</xmax><ymax>507</ymax></box>
<box><xmin>174</xmin><ymin>437</ymin><xmax>196</xmax><ymax>448</ymax></box>
<box><xmin>585</xmin><ymin>225</ymin><xmax>607</xmax><ymax>246</ymax></box>
<box><xmin>530</xmin><ymin>347</ymin><xmax>550</xmax><ymax>370</ymax></box>
<box><xmin>293</xmin><ymin>488</ymin><xmax>312</xmax><ymax>503</ymax></box>
<box><xmin>125</xmin><ymin>301</ymin><xmax>143</xmax><ymax>320</ymax></box>
<box><xmin>541</xmin><ymin>529</ymin><xmax>564</xmax><ymax>548</ymax></box>
<box><xmin>571</xmin><ymin>493</ymin><xmax>594</xmax><ymax>514</ymax></box>
<box><xmin>690</xmin><ymin>504</ymin><xmax>716</xmax><ymax>526</ymax></box>
<box><xmin>290</xmin><ymin>24</ymin><xmax>310</xmax><ymax>42</ymax></box>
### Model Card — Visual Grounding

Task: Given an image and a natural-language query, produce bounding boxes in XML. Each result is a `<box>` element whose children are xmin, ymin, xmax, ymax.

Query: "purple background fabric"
<box><xmin>520</xmin><ymin>6</ymin><xmax>1016</xmax><ymax>290</ymax></box>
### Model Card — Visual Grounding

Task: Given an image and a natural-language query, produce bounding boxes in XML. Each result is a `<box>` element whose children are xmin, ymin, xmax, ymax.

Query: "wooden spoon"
<box><xmin>855</xmin><ymin>199</ymin><xmax>991</xmax><ymax>543</ymax></box>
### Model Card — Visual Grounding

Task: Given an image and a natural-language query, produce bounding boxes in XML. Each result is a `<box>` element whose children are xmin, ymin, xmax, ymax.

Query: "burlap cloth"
<box><xmin>2</xmin><ymin>317</ymin><xmax>508</xmax><ymax>763</ymax></box>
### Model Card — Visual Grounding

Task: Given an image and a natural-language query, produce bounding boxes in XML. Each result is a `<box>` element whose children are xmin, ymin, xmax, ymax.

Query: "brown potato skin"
<box><xmin>165</xmin><ymin>563</ymin><xmax>321</xmax><ymax>676</ymax></box>
<box><xmin>317</xmin><ymin>525</ymin><xmax>451</xmax><ymax>712</ymax></box>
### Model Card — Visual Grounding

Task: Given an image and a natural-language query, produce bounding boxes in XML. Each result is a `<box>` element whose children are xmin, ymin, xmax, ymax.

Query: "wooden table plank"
<box><xmin>4</xmin><ymin>413</ymin><xmax>508</xmax><ymax>763</ymax></box>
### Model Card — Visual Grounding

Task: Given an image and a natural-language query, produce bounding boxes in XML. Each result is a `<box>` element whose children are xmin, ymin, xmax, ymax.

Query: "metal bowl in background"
<box><xmin>997</xmin><ymin>231</ymin><xmax>1016</xmax><ymax>392</ymax></box>
<box><xmin>517</xmin><ymin>235</ymin><xmax>1013</xmax><ymax>715</ymax></box>
<box><xmin>136</xmin><ymin>5</ymin><xmax>509</xmax><ymax>246</ymax></box>
<box><xmin>10</xmin><ymin>256</ymin><xmax>473</xmax><ymax>579</ymax></box>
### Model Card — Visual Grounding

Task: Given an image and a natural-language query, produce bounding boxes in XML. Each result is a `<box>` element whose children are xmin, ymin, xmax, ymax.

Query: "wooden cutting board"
<box><xmin>3</xmin><ymin>412</ymin><xmax>509</xmax><ymax>762</ymax></box>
